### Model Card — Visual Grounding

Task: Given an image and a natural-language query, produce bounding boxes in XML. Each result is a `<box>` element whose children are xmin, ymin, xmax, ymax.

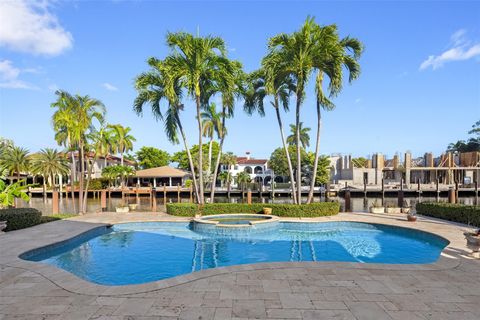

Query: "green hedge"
<box><xmin>166</xmin><ymin>202</ymin><xmax>340</xmax><ymax>217</ymax></box>
<box><xmin>0</xmin><ymin>208</ymin><xmax>42</xmax><ymax>231</ymax></box>
<box><xmin>416</xmin><ymin>202</ymin><xmax>480</xmax><ymax>226</ymax></box>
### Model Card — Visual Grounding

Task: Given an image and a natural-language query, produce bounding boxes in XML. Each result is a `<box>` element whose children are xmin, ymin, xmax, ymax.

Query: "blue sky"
<box><xmin>0</xmin><ymin>0</ymin><xmax>479</xmax><ymax>160</ymax></box>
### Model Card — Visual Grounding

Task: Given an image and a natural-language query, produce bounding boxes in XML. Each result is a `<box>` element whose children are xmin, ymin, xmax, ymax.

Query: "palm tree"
<box><xmin>51</xmin><ymin>90</ymin><xmax>106</xmax><ymax>214</ymax></box>
<box><xmin>306</xmin><ymin>27</ymin><xmax>363</xmax><ymax>203</ymax></box>
<box><xmin>201</xmin><ymin>103</ymin><xmax>222</xmax><ymax>176</ymax></box>
<box><xmin>266</xmin><ymin>17</ymin><xmax>322</xmax><ymax>203</ymax></box>
<box><xmin>30</xmin><ymin>148</ymin><xmax>70</xmax><ymax>197</ymax></box>
<box><xmin>161</xmin><ymin>31</ymin><xmax>238</xmax><ymax>204</ymax></box>
<box><xmin>0</xmin><ymin>146</ymin><xmax>30</xmax><ymax>183</ymax></box>
<box><xmin>244</xmin><ymin>67</ymin><xmax>298</xmax><ymax>204</ymax></box>
<box><xmin>133</xmin><ymin>57</ymin><xmax>201</xmax><ymax>202</ymax></box>
<box><xmin>218</xmin><ymin>171</ymin><xmax>233</xmax><ymax>198</ymax></box>
<box><xmin>235</xmin><ymin>171</ymin><xmax>251</xmax><ymax>193</ymax></box>
<box><xmin>107</xmin><ymin>124</ymin><xmax>136</xmax><ymax>167</ymax></box>
<box><xmin>287</xmin><ymin>122</ymin><xmax>311</xmax><ymax>148</ymax></box>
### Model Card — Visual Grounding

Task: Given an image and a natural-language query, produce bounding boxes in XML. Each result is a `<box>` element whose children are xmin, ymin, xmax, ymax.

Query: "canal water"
<box><xmin>17</xmin><ymin>194</ymin><xmax>477</xmax><ymax>215</ymax></box>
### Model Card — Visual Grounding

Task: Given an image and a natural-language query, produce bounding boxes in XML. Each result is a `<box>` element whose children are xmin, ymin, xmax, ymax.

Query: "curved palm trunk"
<box><xmin>79</xmin><ymin>146</ymin><xmax>85</xmax><ymax>214</ymax></box>
<box><xmin>70</xmin><ymin>151</ymin><xmax>76</xmax><ymax>213</ymax></box>
<box><xmin>209</xmin><ymin>109</ymin><xmax>226</xmax><ymax>203</ymax></box>
<box><xmin>42</xmin><ymin>175</ymin><xmax>47</xmax><ymax>201</ymax></box>
<box><xmin>295</xmin><ymin>93</ymin><xmax>302</xmax><ymax>204</ymax></box>
<box><xmin>120</xmin><ymin>152</ymin><xmax>125</xmax><ymax>189</ymax></box>
<box><xmin>207</xmin><ymin>138</ymin><xmax>213</xmax><ymax>176</ymax></box>
<box><xmin>175</xmin><ymin>112</ymin><xmax>200</xmax><ymax>203</ymax></box>
<box><xmin>274</xmin><ymin>102</ymin><xmax>298</xmax><ymax>205</ymax></box>
<box><xmin>307</xmin><ymin>98</ymin><xmax>322</xmax><ymax>204</ymax></box>
<box><xmin>195</xmin><ymin>95</ymin><xmax>204</xmax><ymax>204</ymax></box>
<box><xmin>83</xmin><ymin>155</ymin><xmax>96</xmax><ymax>212</ymax></box>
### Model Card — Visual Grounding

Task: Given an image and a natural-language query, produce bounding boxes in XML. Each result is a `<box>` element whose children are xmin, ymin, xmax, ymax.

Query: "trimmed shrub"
<box><xmin>0</xmin><ymin>208</ymin><xmax>42</xmax><ymax>231</ymax></box>
<box><xmin>416</xmin><ymin>202</ymin><xmax>480</xmax><ymax>227</ymax></box>
<box><xmin>166</xmin><ymin>202</ymin><xmax>340</xmax><ymax>217</ymax></box>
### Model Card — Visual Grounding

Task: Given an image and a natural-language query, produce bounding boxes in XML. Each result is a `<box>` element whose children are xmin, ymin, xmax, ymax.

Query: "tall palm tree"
<box><xmin>30</xmin><ymin>148</ymin><xmax>70</xmax><ymax>196</ymax></box>
<box><xmin>161</xmin><ymin>31</ymin><xmax>237</xmax><ymax>204</ymax></box>
<box><xmin>0</xmin><ymin>146</ymin><xmax>30</xmax><ymax>183</ymax></box>
<box><xmin>51</xmin><ymin>90</ymin><xmax>106</xmax><ymax>214</ymax></box>
<box><xmin>235</xmin><ymin>171</ymin><xmax>251</xmax><ymax>193</ymax></box>
<box><xmin>133</xmin><ymin>57</ymin><xmax>201</xmax><ymax>201</ymax></box>
<box><xmin>287</xmin><ymin>122</ymin><xmax>311</xmax><ymax>149</ymax></box>
<box><xmin>306</xmin><ymin>28</ymin><xmax>363</xmax><ymax>203</ymax></box>
<box><xmin>244</xmin><ymin>67</ymin><xmax>298</xmax><ymax>204</ymax></box>
<box><xmin>266</xmin><ymin>17</ymin><xmax>322</xmax><ymax>203</ymax></box>
<box><xmin>218</xmin><ymin>171</ymin><xmax>233</xmax><ymax>198</ymax></box>
<box><xmin>201</xmin><ymin>103</ymin><xmax>222</xmax><ymax>176</ymax></box>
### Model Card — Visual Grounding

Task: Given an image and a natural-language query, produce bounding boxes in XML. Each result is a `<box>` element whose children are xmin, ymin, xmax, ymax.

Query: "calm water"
<box><xmin>19</xmin><ymin>195</ymin><xmax>477</xmax><ymax>215</ymax></box>
<box><xmin>23</xmin><ymin>221</ymin><xmax>449</xmax><ymax>285</ymax></box>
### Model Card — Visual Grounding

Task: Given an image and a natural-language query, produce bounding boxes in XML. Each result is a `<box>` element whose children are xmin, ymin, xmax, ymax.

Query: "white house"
<box><xmin>68</xmin><ymin>151</ymin><xmax>136</xmax><ymax>181</ymax></box>
<box><xmin>220</xmin><ymin>152</ymin><xmax>274</xmax><ymax>186</ymax></box>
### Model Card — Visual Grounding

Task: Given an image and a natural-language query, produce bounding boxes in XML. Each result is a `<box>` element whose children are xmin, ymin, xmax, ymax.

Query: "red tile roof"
<box><xmin>236</xmin><ymin>157</ymin><xmax>268</xmax><ymax>165</ymax></box>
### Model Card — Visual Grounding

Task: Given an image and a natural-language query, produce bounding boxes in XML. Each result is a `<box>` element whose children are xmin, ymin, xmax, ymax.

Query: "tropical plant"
<box><xmin>244</xmin><ymin>67</ymin><xmax>298</xmax><ymax>203</ymax></box>
<box><xmin>107</xmin><ymin>124</ymin><xmax>136</xmax><ymax>167</ymax></box>
<box><xmin>235</xmin><ymin>171</ymin><xmax>251</xmax><ymax>192</ymax></box>
<box><xmin>0</xmin><ymin>146</ymin><xmax>30</xmax><ymax>182</ymax></box>
<box><xmin>447</xmin><ymin>120</ymin><xmax>480</xmax><ymax>152</ymax></box>
<box><xmin>30</xmin><ymin>148</ymin><xmax>70</xmax><ymax>196</ymax></box>
<box><xmin>51</xmin><ymin>90</ymin><xmax>106</xmax><ymax>214</ymax></box>
<box><xmin>136</xmin><ymin>146</ymin><xmax>170</xmax><ymax>169</ymax></box>
<box><xmin>287</xmin><ymin>122</ymin><xmax>311</xmax><ymax>148</ymax></box>
<box><xmin>0</xmin><ymin>179</ymin><xmax>31</xmax><ymax>208</ymax></box>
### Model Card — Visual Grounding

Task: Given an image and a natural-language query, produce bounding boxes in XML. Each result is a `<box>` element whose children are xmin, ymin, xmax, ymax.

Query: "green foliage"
<box><xmin>306</xmin><ymin>153</ymin><xmax>331</xmax><ymax>185</ymax></box>
<box><xmin>0</xmin><ymin>180</ymin><xmax>31</xmax><ymax>208</ymax></box>
<box><xmin>269</xmin><ymin>145</ymin><xmax>308</xmax><ymax>177</ymax></box>
<box><xmin>0</xmin><ymin>146</ymin><xmax>30</xmax><ymax>179</ymax></box>
<box><xmin>235</xmin><ymin>171</ymin><xmax>251</xmax><ymax>190</ymax></box>
<box><xmin>88</xmin><ymin>178</ymin><xmax>109</xmax><ymax>190</ymax></box>
<box><xmin>287</xmin><ymin>122</ymin><xmax>311</xmax><ymax>148</ymax></box>
<box><xmin>416</xmin><ymin>202</ymin><xmax>480</xmax><ymax>227</ymax></box>
<box><xmin>101</xmin><ymin>165</ymin><xmax>135</xmax><ymax>186</ymax></box>
<box><xmin>352</xmin><ymin>157</ymin><xmax>368</xmax><ymax>168</ymax></box>
<box><xmin>172</xmin><ymin>142</ymin><xmax>220</xmax><ymax>171</ymax></box>
<box><xmin>447</xmin><ymin>120</ymin><xmax>480</xmax><ymax>152</ymax></box>
<box><xmin>30</xmin><ymin>148</ymin><xmax>70</xmax><ymax>188</ymax></box>
<box><xmin>166</xmin><ymin>202</ymin><xmax>340</xmax><ymax>217</ymax></box>
<box><xmin>136</xmin><ymin>146</ymin><xmax>170</xmax><ymax>169</ymax></box>
<box><xmin>0</xmin><ymin>208</ymin><xmax>42</xmax><ymax>231</ymax></box>
<box><xmin>184</xmin><ymin>179</ymin><xmax>193</xmax><ymax>188</ymax></box>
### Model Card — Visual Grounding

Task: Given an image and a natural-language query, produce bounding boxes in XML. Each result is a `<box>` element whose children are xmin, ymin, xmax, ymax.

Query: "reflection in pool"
<box><xmin>22</xmin><ymin>221</ymin><xmax>449</xmax><ymax>285</ymax></box>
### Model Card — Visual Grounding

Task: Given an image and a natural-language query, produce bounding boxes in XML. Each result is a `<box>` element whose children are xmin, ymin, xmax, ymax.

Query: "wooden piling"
<box><xmin>448</xmin><ymin>187</ymin><xmax>456</xmax><ymax>204</ymax></box>
<box><xmin>163</xmin><ymin>184</ymin><xmax>167</xmax><ymax>205</ymax></box>
<box><xmin>152</xmin><ymin>189</ymin><xmax>157</xmax><ymax>212</ymax></box>
<box><xmin>52</xmin><ymin>191</ymin><xmax>59</xmax><ymax>214</ymax></box>
<box><xmin>177</xmin><ymin>184</ymin><xmax>181</xmax><ymax>203</ymax></box>
<box><xmin>436</xmin><ymin>178</ymin><xmax>440</xmax><ymax>202</ymax></box>
<box><xmin>344</xmin><ymin>184</ymin><xmax>351</xmax><ymax>212</ymax></box>
<box><xmin>247</xmin><ymin>189</ymin><xmax>252</xmax><ymax>205</ymax></box>
<box><xmin>101</xmin><ymin>190</ymin><xmax>107</xmax><ymax>212</ymax></box>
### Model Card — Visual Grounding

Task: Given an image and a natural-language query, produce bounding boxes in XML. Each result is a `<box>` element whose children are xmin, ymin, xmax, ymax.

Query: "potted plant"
<box><xmin>385</xmin><ymin>203</ymin><xmax>402</xmax><ymax>214</ymax></box>
<box><xmin>128</xmin><ymin>203</ymin><xmax>138</xmax><ymax>211</ymax></box>
<box><xmin>263</xmin><ymin>207</ymin><xmax>272</xmax><ymax>215</ymax></box>
<box><xmin>407</xmin><ymin>212</ymin><xmax>417</xmax><ymax>222</ymax></box>
<box><xmin>402</xmin><ymin>200</ymin><xmax>411</xmax><ymax>214</ymax></box>
<box><xmin>369</xmin><ymin>200</ymin><xmax>384</xmax><ymax>214</ymax></box>
<box><xmin>464</xmin><ymin>229</ymin><xmax>480</xmax><ymax>248</ymax></box>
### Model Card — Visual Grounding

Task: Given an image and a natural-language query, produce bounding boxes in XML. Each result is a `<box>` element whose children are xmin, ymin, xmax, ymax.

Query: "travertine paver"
<box><xmin>1</xmin><ymin>212</ymin><xmax>480</xmax><ymax>319</ymax></box>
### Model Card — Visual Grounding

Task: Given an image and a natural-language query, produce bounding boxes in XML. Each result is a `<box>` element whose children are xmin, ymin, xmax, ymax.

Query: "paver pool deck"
<box><xmin>1</xmin><ymin>211</ymin><xmax>480</xmax><ymax>320</ymax></box>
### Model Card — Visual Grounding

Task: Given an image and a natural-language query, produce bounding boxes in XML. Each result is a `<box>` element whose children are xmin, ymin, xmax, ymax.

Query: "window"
<box><xmin>244</xmin><ymin>166</ymin><xmax>252</xmax><ymax>174</ymax></box>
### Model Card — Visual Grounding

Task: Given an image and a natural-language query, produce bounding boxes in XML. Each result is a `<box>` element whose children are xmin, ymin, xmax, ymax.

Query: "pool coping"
<box><xmin>0</xmin><ymin>212</ymin><xmax>477</xmax><ymax>296</ymax></box>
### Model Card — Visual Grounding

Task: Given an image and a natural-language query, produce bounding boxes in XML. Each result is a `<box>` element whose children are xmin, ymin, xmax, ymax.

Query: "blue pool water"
<box><xmin>22</xmin><ymin>222</ymin><xmax>449</xmax><ymax>285</ymax></box>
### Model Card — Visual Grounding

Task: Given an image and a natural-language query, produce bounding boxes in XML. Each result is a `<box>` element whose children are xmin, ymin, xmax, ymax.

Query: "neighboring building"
<box><xmin>329</xmin><ymin>151</ymin><xmax>480</xmax><ymax>187</ymax></box>
<box><xmin>132</xmin><ymin>166</ymin><xmax>190</xmax><ymax>187</ymax></box>
<box><xmin>220</xmin><ymin>152</ymin><xmax>275</xmax><ymax>186</ymax></box>
<box><xmin>69</xmin><ymin>151</ymin><xmax>136</xmax><ymax>181</ymax></box>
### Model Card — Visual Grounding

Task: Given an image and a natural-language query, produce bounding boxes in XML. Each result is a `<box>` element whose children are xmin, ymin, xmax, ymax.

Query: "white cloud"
<box><xmin>102</xmin><ymin>82</ymin><xmax>118</xmax><ymax>91</ymax></box>
<box><xmin>0</xmin><ymin>60</ymin><xmax>37</xmax><ymax>89</ymax></box>
<box><xmin>420</xmin><ymin>29</ymin><xmax>480</xmax><ymax>70</ymax></box>
<box><xmin>0</xmin><ymin>0</ymin><xmax>73</xmax><ymax>56</ymax></box>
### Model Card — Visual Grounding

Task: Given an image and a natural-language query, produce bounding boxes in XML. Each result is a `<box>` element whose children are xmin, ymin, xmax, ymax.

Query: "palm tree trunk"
<box><xmin>70</xmin><ymin>151</ymin><xmax>76</xmax><ymax>213</ymax></box>
<box><xmin>207</xmin><ymin>138</ymin><xmax>213</xmax><ymax>175</ymax></box>
<box><xmin>295</xmin><ymin>92</ymin><xmax>302</xmax><ymax>204</ymax></box>
<box><xmin>209</xmin><ymin>110</ymin><xmax>226</xmax><ymax>203</ymax></box>
<box><xmin>274</xmin><ymin>103</ymin><xmax>298</xmax><ymax>205</ymax></box>
<box><xmin>79</xmin><ymin>145</ymin><xmax>85</xmax><ymax>214</ymax></box>
<box><xmin>83</xmin><ymin>156</ymin><xmax>95</xmax><ymax>212</ymax></box>
<box><xmin>195</xmin><ymin>95</ymin><xmax>204</xmax><ymax>204</ymax></box>
<box><xmin>175</xmin><ymin>111</ymin><xmax>200</xmax><ymax>203</ymax></box>
<box><xmin>120</xmin><ymin>152</ymin><xmax>124</xmax><ymax>190</ymax></box>
<box><xmin>42</xmin><ymin>175</ymin><xmax>47</xmax><ymax>201</ymax></box>
<box><xmin>307</xmin><ymin>98</ymin><xmax>322</xmax><ymax>204</ymax></box>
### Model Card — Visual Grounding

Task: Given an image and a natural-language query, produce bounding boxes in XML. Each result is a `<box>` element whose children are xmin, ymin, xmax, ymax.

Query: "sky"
<box><xmin>0</xmin><ymin>0</ymin><xmax>479</xmax><ymax>161</ymax></box>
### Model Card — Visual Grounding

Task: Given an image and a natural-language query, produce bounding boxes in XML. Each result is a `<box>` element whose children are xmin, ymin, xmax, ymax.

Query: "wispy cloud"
<box><xmin>0</xmin><ymin>60</ymin><xmax>37</xmax><ymax>90</ymax></box>
<box><xmin>420</xmin><ymin>29</ymin><xmax>480</xmax><ymax>70</ymax></box>
<box><xmin>102</xmin><ymin>82</ymin><xmax>118</xmax><ymax>91</ymax></box>
<box><xmin>0</xmin><ymin>0</ymin><xmax>73</xmax><ymax>56</ymax></box>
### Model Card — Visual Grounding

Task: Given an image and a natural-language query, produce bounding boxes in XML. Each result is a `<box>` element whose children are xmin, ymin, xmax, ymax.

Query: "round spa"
<box><xmin>192</xmin><ymin>214</ymin><xmax>279</xmax><ymax>237</ymax></box>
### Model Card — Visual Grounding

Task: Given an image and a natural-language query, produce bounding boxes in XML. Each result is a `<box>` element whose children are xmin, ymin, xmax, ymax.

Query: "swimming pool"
<box><xmin>22</xmin><ymin>221</ymin><xmax>449</xmax><ymax>286</ymax></box>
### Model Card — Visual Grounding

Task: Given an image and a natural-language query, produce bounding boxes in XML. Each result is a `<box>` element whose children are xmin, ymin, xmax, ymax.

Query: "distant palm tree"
<box><xmin>235</xmin><ymin>171</ymin><xmax>251</xmax><ymax>193</ymax></box>
<box><xmin>0</xmin><ymin>146</ymin><xmax>30</xmax><ymax>182</ymax></box>
<box><xmin>201</xmin><ymin>103</ymin><xmax>223</xmax><ymax>175</ymax></box>
<box><xmin>51</xmin><ymin>90</ymin><xmax>106</xmax><ymax>214</ymax></box>
<box><xmin>218</xmin><ymin>171</ymin><xmax>233</xmax><ymax>198</ymax></box>
<box><xmin>108</xmin><ymin>124</ymin><xmax>136</xmax><ymax>167</ymax></box>
<box><xmin>30</xmin><ymin>148</ymin><xmax>70</xmax><ymax>196</ymax></box>
<box><xmin>287</xmin><ymin>122</ymin><xmax>311</xmax><ymax>149</ymax></box>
